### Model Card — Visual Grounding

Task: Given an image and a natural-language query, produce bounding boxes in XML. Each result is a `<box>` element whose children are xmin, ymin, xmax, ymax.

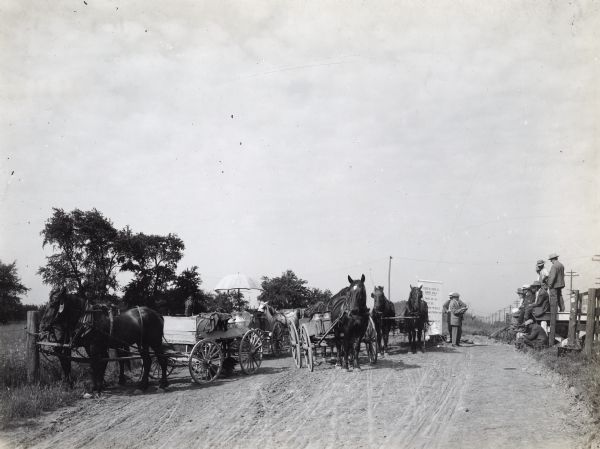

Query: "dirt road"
<box><xmin>0</xmin><ymin>336</ymin><xmax>593</xmax><ymax>449</ymax></box>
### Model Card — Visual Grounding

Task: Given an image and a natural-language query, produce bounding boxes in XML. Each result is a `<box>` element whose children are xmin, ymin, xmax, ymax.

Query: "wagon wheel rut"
<box><xmin>1</xmin><ymin>337</ymin><xmax>592</xmax><ymax>449</ymax></box>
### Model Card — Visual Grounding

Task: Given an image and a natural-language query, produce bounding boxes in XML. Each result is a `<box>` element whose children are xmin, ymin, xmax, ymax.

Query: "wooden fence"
<box><xmin>565</xmin><ymin>288</ymin><xmax>600</xmax><ymax>355</ymax></box>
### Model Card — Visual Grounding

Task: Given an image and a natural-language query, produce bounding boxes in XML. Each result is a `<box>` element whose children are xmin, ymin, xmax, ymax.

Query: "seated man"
<box><xmin>523</xmin><ymin>281</ymin><xmax>547</xmax><ymax>321</ymax></box>
<box><xmin>516</xmin><ymin>319</ymin><xmax>548</xmax><ymax>349</ymax></box>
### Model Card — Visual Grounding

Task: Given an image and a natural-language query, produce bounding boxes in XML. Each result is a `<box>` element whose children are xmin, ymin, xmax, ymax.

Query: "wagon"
<box><xmin>157</xmin><ymin>313</ymin><xmax>263</xmax><ymax>384</ymax></box>
<box><xmin>230</xmin><ymin>309</ymin><xmax>289</xmax><ymax>357</ymax></box>
<box><xmin>287</xmin><ymin>311</ymin><xmax>378</xmax><ymax>371</ymax></box>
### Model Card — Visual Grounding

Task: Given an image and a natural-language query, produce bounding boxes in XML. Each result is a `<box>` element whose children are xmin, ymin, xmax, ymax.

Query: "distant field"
<box><xmin>0</xmin><ymin>322</ymin><xmax>26</xmax><ymax>367</ymax></box>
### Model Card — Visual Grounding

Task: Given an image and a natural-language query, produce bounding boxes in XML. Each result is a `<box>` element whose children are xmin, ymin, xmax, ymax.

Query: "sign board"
<box><xmin>418</xmin><ymin>279</ymin><xmax>443</xmax><ymax>337</ymax></box>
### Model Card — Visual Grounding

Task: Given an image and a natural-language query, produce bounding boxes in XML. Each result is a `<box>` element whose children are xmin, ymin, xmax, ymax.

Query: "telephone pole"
<box><xmin>565</xmin><ymin>270</ymin><xmax>579</xmax><ymax>294</ymax></box>
<box><xmin>388</xmin><ymin>256</ymin><xmax>392</xmax><ymax>300</ymax></box>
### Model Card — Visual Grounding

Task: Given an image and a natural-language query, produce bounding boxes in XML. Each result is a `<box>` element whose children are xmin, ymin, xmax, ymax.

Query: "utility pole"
<box><xmin>388</xmin><ymin>256</ymin><xmax>392</xmax><ymax>301</ymax></box>
<box><xmin>565</xmin><ymin>270</ymin><xmax>579</xmax><ymax>295</ymax></box>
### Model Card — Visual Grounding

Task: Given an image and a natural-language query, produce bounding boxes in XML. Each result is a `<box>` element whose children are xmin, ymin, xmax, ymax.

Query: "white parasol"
<box><xmin>214</xmin><ymin>273</ymin><xmax>262</xmax><ymax>292</ymax></box>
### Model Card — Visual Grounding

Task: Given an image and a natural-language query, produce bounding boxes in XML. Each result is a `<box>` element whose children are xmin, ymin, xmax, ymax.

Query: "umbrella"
<box><xmin>214</xmin><ymin>273</ymin><xmax>262</xmax><ymax>292</ymax></box>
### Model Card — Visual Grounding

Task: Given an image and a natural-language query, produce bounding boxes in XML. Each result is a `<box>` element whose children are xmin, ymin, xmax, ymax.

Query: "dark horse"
<box><xmin>371</xmin><ymin>286</ymin><xmax>395</xmax><ymax>357</ymax></box>
<box><xmin>405</xmin><ymin>285</ymin><xmax>429</xmax><ymax>353</ymax></box>
<box><xmin>40</xmin><ymin>291</ymin><xmax>169</xmax><ymax>393</ymax></box>
<box><xmin>318</xmin><ymin>274</ymin><xmax>370</xmax><ymax>371</ymax></box>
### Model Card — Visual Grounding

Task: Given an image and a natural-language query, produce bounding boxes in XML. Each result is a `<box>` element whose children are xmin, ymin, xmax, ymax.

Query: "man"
<box><xmin>442</xmin><ymin>297</ymin><xmax>452</xmax><ymax>343</ymax></box>
<box><xmin>517</xmin><ymin>319</ymin><xmax>548</xmax><ymax>349</ymax></box>
<box><xmin>517</xmin><ymin>284</ymin><xmax>533</xmax><ymax>324</ymax></box>
<box><xmin>184</xmin><ymin>295</ymin><xmax>194</xmax><ymax>317</ymax></box>
<box><xmin>535</xmin><ymin>259</ymin><xmax>549</xmax><ymax>284</ymax></box>
<box><xmin>547</xmin><ymin>253</ymin><xmax>565</xmax><ymax>313</ymax></box>
<box><xmin>449</xmin><ymin>292</ymin><xmax>468</xmax><ymax>347</ymax></box>
<box><xmin>524</xmin><ymin>281</ymin><xmax>549</xmax><ymax>321</ymax></box>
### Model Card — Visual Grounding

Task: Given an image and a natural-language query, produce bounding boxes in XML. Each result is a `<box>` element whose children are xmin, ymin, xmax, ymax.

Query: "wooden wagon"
<box><xmin>158</xmin><ymin>313</ymin><xmax>263</xmax><ymax>383</ymax></box>
<box><xmin>229</xmin><ymin>309</ymin><xmax>289</xmax><ymax>357</ymax></box>
<box><xmin>287</xmin><ymin>312</ymin><xmax>378</xmax><ymax>371</ymax></box>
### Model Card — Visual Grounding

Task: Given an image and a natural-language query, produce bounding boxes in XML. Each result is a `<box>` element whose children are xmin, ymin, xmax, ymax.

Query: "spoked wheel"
<box><xmin>300</xmin><ymin>323</ymin><xmax>314</xmax><ymax>372</ymax></box>
<box><xmin>239</xmin><ymin>329</ymin><xmax>263</xmax><ymax>374</ymax></box>
<box><xmin>365</xmin><ymin>316</ymin><xmax>378</xmax><ymax>365</ymax></box>
<box><xmin>148</xmin><ymin>356</ymin><xmax>176</xmax><ymax>379</ymax></box>
<box><xmin>270</xmin><ymin>321</ymin><xmax>285</xmax><ymax>357</ymax></box>
<box><xmin>189</xmin><ymin>339</ymin><xmax>223</xmax><ymax>384</ymax></box>
<box><xmin>289</xmin><ymin>321</ymin><xmax>301</xmax><ymax>368</ymax></box>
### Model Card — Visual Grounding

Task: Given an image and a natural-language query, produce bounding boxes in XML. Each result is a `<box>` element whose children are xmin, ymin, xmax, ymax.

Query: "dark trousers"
<box><xmin>549</xmin><ymin>288</ymin><xmax>564</xmax><ymax>313</ymax></box>
<box><xmin>451</xmin><ymin>325</ymin><xmax>462</xmax><ymax>345</ymax></box>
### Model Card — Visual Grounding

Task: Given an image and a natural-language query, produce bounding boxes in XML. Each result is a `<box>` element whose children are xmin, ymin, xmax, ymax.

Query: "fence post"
<box><xmin>549</xmin><ymin>299</ymin><xmax>557</xmax><ymax>347</ymax></box>
<box><xmin>584</xmin><ymin>288</ymin><xmax>597</xmax><ymax>356</ymax></box>
<box><xmin>568</xmin><ymin>290</ymin><xmax>579</xmax><ymax>346</ymax></box>
<box><xmin>26</xmin><ymin>311</ymin><xmax>40</xmax><ymax>383</ymax></box>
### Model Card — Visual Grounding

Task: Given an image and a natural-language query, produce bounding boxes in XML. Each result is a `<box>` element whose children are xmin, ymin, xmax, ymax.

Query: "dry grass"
<box><xmin>0</xmin><ymin>322</ymin><xmax>84</xmax><ymax>428</ymax></box>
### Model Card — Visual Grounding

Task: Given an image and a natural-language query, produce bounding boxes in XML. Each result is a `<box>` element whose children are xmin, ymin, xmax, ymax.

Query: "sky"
<box><xmin>1</xmin><ymin>0</ymin><xmax>599</xmax><ymax>316</ymax></box>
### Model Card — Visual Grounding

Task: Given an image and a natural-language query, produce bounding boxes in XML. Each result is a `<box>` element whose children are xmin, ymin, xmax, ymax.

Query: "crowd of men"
<box><xmin>514</xmin><ymin>253</ymin><xmax>566</xmax><ymax>348</ymax></box>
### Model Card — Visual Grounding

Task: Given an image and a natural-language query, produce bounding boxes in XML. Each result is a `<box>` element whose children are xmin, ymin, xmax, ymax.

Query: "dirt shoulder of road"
<box><xmin>1</xmin><ymin>335</ymin><xmax>597</xmax><ymax>449</ymax></box>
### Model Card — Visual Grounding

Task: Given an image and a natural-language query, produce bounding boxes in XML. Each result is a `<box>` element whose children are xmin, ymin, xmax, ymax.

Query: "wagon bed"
<box><xmin>288</xmin><ymin>312</ymin><xmax>377</xmax><ymax>371</ymax></box>
<box><xmin>160</xmin><ymin>314</ymin><xmax>263</xmax><ymax>384</ymax></box>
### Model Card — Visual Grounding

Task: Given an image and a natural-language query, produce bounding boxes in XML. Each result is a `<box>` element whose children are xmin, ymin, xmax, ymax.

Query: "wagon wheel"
<box><xmin>189</xmin><ymin>339</ymin><xmax>223</xmax><ymax>384</ymax></box>
<box><xmin>270</xmin><ymin>321</ymin><xmax>285</xmax><ymax>357</ymax></box>
<box><xmin>148</xmin><ymin>356</ymin><xmax>176</xmax><ymax>380</ymax></box>
<box><xmin>300</xmin><ymin>323</ymin><xmax>314</xmax><ymax>372</ymax></box>
<box><xmin>364</xmin><ymin>316</ymin><xmax>378</xmax><ymax>365</ymax></box>
<box><xmin>239</xmin><ymin>329</ymin><xmax>263</xmax><ymax>374</ymax></box>
<box><xmin>288</xmin><ymin>321</ymin><xmax>301</xmax><ymax>368</ymax></box>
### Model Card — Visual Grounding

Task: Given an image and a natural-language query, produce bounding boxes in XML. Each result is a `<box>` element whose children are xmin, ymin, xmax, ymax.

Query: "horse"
<box><xmin>40</xmin><ymin>291</ymin><xmax>169</xmax><ymax>394</ymax></box>
<box><xmin>319</xmin><ymin>274</ymin><xmax>370</xmax><ymax>371</ymax></box>
<box><xmin>257</xmin><ymin>301</ymin><xmax>287</xmax><ymax>327</ymax></box>
<box><xmin>39</xmin><ymin>289</ymin><xmax>85</xmax><ymax>386</ymax></box>
<box><xmin>370</xmin><ymin>286</ymin><xmax>395</xmax><ymax>357</ymax></box>
<box><xmin>405</xmin><ymin>284</ymin><xmax>429</xmax><ymax>353</ymax></box>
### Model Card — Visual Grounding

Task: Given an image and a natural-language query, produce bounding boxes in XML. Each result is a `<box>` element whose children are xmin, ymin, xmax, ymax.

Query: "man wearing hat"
<box><xmin>524</xmin><ymin>281</ymin><xmax>548</xmax><ymax>321</ymax></box>
<box><xmin>448</xmin><ymin>292</ymin><xmax>468</xmax><ymax>346</ymax></box>
<box><xmin>535</xmin><ymin>260</ymin><xmax>549</xmax><ymax>284</ymax></box>
<box><xmin>547</xmin><ymin>253</ymin><xmax>565</xmax><ymax>313</ymax></box>
<box><xmin>517</xmin><ymin>284</ymin><xmax>533</xmax><ymax>324</ymax></box>
<box><xmin>516</xmin><ymin>319</ymin><xmax>548</xmax><ymax>349</ymax></box>
<box><xmin>441</xmin><ymin>297</ymin><xmax>452</xmax><ymax>343</ymax></box>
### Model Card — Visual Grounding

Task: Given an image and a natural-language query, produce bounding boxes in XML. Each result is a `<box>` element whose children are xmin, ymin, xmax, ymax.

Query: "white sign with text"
<box><xmin>418</xmin><ymin>279</ymin><xmax>443</xmax><ymax>337</ymax></box>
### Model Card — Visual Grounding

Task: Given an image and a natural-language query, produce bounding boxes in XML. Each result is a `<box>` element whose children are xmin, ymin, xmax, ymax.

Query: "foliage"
<box><xmin>0</xmin><ymin>261</ymin><xmax>30</xmax><ymax>323</ymax></box>
<box><xmin>0</xmin><ymin>323</ymin><xmax>84</xmax><ymax>428</ymax></box>
<box><xmin>120</xmin><ymin>230</ymin><xmax>184</xmax><ymax>308</ymax></box>
<box><xmin>258</xmin><ymin>270</ymin><xmax>330</xmax><ymax>309</ymax></box>
<box><xmin>201</xmin><ymin>291</ymin><xmax>248</xmax><ymax>313</ymax></box>
<box><xmin>529</xmin><ymin>344</ymin><xmax>600</xmax><ymax>442</ymax></box>
<box><xmin>38</xmin><ymin>208</ymin><xmax>124</xmax><ymax>301</ymax></box>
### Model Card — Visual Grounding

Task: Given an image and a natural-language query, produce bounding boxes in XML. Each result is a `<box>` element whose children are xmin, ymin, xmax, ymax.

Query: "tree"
<box><xmin>158</xmin><ymin>266</ymin><xmax>203</xmax><ymax>315</ymax></box>
<box><xmin>202</xmin><ymin>291</ymin><xmax>247</xmax><ymax>313</ymax></box>
<box><xmin>0</xmin><ymin>260</ymin><xmax>29</xmax><ymax>323</ymax></box>
<box><xmin>121</xmin><ymin>231</ymin><xmax>184</xmax><ymax>308</ymax></box>
<box><xmin>258</xmin><ymin>270</ymin><xmax>324</xmax><ymax>309</ymax></box>
<box><xmin>38</xmin><ymin>208</ymin><xmax>124</xmax><ymax>301</ymax></box>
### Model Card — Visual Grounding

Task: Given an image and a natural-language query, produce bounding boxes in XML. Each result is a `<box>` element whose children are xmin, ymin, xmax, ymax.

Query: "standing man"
<box><xmin>535</xmin><ymin>260</ymin><xmax>549</xmax><ymax>284</ymax></box>
<box><xmin>184</xmin><ymin>295</ymin><xmax>194</xmax><ymax>317</ymax></box>
<box><xmin>442</xmin><ymin>297</ymin><xmax>452</xmax><ymax>343</ymax></box>
<box><xmin>449</xmin><ymin>292</ymin><xmax>468</xmax><ymax>347</ymax></box>
<box><xmin>547</xmin><ymin>253</ymin><xmax>565</xmax><ymax>313</ymax></box>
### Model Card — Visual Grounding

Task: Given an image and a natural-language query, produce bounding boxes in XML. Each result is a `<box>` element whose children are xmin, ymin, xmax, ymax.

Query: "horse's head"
<box><xmin>371</xmin><ymin>286</ymin><xmax>387</xmax><ymax>311</ymax></box>
<box><xmin>346</xmin><ymin>274</ymin><xmax>367</xmax><ymax>314</ymax></box>
<box><xmin>257</xmin><ymin>301</ymin><xmax>271</xmax><ymax>315</ymax></box>
<box><xmin>40</xmin><ymin>289</ymin><xmax>85</xmax><ymax>335</ymax></box>
<box><xmin>407</xmin><ymin>284</ymin><xmax>423</xmax><ymax>313</ymax></box>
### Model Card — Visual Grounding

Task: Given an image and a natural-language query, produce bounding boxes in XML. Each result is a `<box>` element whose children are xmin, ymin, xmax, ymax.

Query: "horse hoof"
<box><xmin>82</xmin><ymin>392</ymin><xmax>93</xmax><ymax>399</ymax></box>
